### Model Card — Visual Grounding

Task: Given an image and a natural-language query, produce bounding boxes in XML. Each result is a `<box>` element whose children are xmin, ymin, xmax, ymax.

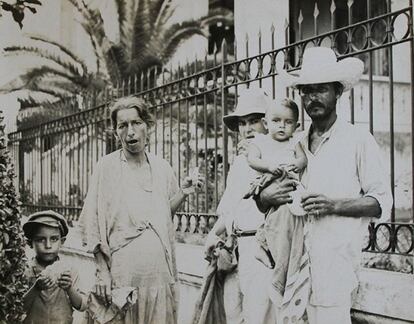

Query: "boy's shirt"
<box><xmin>23</xmin><ymin>257</ymin><xmax>87</xmax><ymax>324</ymax></box>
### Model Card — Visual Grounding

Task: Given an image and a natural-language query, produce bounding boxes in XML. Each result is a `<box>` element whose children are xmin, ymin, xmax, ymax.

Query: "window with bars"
<box><xmin>208</xmin><ymin>0</ymin><xmax>234</xmax><ymax>54</ymax></box>
<box><xmin>289</xmin><ymin>0</ymin><xmax>389</xmax><ymax>76</ymax></box>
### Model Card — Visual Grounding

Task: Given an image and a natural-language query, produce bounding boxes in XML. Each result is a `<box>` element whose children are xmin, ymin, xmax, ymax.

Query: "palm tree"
<box><xmin>0</xmin><ymin>0</ymin><xmax>233</xmax><ymax>106</ymax></box>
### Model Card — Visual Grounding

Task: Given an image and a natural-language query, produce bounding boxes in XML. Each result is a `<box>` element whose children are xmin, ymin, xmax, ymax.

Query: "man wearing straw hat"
<box><xmin>256</xmin><ymin>47</ymin><xmax>392</xmax><ymax>323</ymax></box>
<box><xmin>204</xmin><ymin>88</ymin><xmax>277</xmax><ymax>323</ymax></box>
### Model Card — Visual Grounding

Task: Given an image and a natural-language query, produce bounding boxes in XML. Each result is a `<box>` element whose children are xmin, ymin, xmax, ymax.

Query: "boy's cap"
<box><xmin>23</xmin><ymin>210</ymin><xmax>69</xmax><ymax>238</ymax></box>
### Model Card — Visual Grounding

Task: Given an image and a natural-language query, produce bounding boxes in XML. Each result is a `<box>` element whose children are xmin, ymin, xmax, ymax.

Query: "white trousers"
<box><xmin>223</xmin><ymin>237</ymin><xmax>276</xmax><ymax>324</ymax></box>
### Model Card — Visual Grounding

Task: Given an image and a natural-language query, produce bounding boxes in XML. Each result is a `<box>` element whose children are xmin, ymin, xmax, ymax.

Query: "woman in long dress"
<box><xmin>80</xmin><ymin>96</ymin><xmax>202</xmax><ymax>324</ymax></box>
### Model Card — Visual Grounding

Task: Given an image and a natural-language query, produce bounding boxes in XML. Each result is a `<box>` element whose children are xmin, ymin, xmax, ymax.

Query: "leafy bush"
<box><xmin>0</xmin><ymin>111</ymin><xmax>28</xmax><ymax>322</ymax></box>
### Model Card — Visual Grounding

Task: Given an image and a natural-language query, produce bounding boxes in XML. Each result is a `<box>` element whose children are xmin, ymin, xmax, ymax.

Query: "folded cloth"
<box><xmin>288</xmin><ymin>182</ymin><xmax>306</xmax><ymax>216</ymax></box>
<box><xmin>86</xmin><ymin>287</ymin><xmax>138</xmax><ymax>324</ymax></box>
<box><xmin>264</xmin><ymin>205</ymin><xmax>310</xmax><ymax>324</ymax></box>
<box><xmin>216</xmin><ymin>237</ymin><xmax>237</xmax><ymax>273</ymax></box>
<box><xmin>243</xmin><ymin>172</ymin><xmax>279</xmax><ymax>199</ymax></box>
<box><xmin>191</xmin><ymin>257</ymin><xmax>227</xmax><ymax>324</ymax></box>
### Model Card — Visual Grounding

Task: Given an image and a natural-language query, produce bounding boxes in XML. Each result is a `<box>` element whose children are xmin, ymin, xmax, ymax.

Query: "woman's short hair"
<box><xmin>110</xmin><ymin>96</ymin><xmax>155</xmax><ymax>129</ymax></box>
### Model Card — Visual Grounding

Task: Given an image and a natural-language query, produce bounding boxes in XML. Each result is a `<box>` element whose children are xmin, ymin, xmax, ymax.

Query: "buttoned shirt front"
<box><xmin>297</xmin><ymin>118</ymin><xmax>392</xmax><ymax>306</ymax></box>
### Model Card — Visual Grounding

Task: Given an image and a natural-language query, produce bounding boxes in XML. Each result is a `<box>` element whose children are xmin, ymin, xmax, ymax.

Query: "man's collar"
<box><xmin>305</xmin><ymin>117</ymin><xmax>341</xmax><ymax>138</ymax></box>
<box><xmin>299</xmin><ymin>117</ymin><xmax>344</xmax><ymax>148</ymax></box>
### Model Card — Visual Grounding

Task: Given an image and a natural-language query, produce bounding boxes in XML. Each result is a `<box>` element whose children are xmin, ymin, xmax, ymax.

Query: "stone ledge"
<box><xmin>58</xmin><ymin>237</ymin><xmax>414</xmax><ymax>323</ymax></box>
<box><xmin>352</xmin><ymin>268</ymin><xmax>414</xmax><ymax>322</ymax></box>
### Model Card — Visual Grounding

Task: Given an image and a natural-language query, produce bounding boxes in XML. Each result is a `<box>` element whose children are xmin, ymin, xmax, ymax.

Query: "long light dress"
<box><xmin>80</xmin><ymin>150</ymin><xmax>180</xmax><ymax>324</ymax></box>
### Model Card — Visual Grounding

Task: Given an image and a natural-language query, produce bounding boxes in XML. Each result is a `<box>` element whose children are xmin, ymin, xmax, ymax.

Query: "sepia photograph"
<box><xmin>0</xmin><ymin>0</ymin><xmax>413</xmax><ymax>323</ymax></box>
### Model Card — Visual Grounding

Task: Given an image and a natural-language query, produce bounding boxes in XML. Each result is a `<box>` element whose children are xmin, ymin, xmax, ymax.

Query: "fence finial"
<box><xmin>330</xmin><ymin>0</ymin><xmax>336</xmax><ymax>13</ymax></box>
<box><xmin>313</xmin><ymin>2</ymin><xmax>320</xmax><ymax>19</ymax></box>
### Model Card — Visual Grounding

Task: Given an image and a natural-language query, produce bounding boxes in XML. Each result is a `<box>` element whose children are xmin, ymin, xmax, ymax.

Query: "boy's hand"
<box><xmin>35</xmin><ymin>274</ymin><xmax>55</xmax><ymax>290</ymax></box>
<box><xmin>57</xmin><ymin>271</ymin><xmax>73</xmax><ymax>290</ymax></box>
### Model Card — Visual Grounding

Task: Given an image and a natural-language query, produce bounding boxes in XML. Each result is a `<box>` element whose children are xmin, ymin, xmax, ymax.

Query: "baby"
<box><xmin>22</xmin><ymin>210</ymin><xmax>87</xmax><ymax>324</ymax></box>
<box><xmin>245</xmin><ymin>98</ymin><xmax>308</xmax><ymax>307</ymax></box>
<box><xmin>245</xmin><ymin>97</ymin><xmax>307</xmax><ymax>214</ymax></box>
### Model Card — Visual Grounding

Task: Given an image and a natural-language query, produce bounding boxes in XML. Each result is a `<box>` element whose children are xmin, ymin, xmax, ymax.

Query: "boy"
<box><xmin>245</xmin><ymin>99</ymin><xmax>309</xmax><ymax>322</ymax></box>
<box><xmin>22</xmin><ymin>210</ymin><xmax>87</xmax><ymax>324</ymax></box>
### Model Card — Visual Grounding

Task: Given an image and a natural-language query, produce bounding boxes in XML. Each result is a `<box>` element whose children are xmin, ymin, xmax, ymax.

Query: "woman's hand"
<box><xmin>204</xmin><ymin>233</ymin><xmax>224</xmax><ymax>260</ymax></box>
<box><xmin>95</xmin><ymin>269</ymin><xmax>112</xmax><ymax>306</ymax></box>
<box><xmin>237</xmin><ymin>139</ymin><xmax>251</xmax><ymax>157</ymax></box>
<box><xmin>181</xmin><ymin>167</ymin><xmax>204</xmax><ymax>195</ymax></box>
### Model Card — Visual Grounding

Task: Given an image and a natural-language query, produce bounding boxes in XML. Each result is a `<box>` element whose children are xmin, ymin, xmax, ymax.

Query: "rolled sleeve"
<box><xmin>357</xmin><ymin>132</ymin><xmax>393</xmax><ymax>222</ymax></box>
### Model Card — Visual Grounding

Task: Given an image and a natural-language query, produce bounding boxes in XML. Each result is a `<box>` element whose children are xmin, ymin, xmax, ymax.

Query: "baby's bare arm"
<box><xmin>248</xmin><ymin>143</ymin><xmax>283</xmax><ymax>175</ymax></box>
<box><xmin>287</xmin><ymin>143</ymin><xmax>307</xmax><ymax>172</ymax></box>
<box><xmin>247</xmin><ymin>143</ymin><xmax>269</xmax><ymax>172</ymax></box>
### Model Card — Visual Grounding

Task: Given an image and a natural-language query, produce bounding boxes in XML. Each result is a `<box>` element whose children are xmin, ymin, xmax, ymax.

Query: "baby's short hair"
<box><xmin>267</xmin><ymin>98</ymin><xmax>299</xmax><ymax>121</ymax></box>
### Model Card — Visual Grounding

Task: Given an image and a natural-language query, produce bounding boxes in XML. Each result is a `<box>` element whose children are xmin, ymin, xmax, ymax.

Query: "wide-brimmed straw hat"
<box><xmin>287</xmin><ymin>47</ymin><xmax>364</xmax><ymax>92</ymax></box>
<box><xmin>23</xmin><ymin>210</ymin><xmax>69</xmax><ymax>239</ymax></box>
<box><xmin>223</xmin><ymin>89</ymin><xmax>268</xmax><ymax>132</ymax></box>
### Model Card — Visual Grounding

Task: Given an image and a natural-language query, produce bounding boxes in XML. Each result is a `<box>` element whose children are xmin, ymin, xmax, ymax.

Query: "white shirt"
<box><xmin>298</xmin><ymin>119</ymin><xmax>393</xmax><ymax>306</ymax></box>
<box><xmin>216</xmin><ymin>155</ymin><xmax>265</xmax><ymax>234</ymax></box>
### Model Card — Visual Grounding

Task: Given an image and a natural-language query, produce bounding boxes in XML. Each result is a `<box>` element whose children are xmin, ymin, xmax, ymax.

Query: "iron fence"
<box><xmin>7</xmin><ymin>0</ymin><xmax>414</xmax><ymax>256</ymax></box>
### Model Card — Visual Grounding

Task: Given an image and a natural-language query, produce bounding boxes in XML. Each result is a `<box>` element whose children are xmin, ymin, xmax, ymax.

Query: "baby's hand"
<box><xmin>286</xmin><ymin>163</ymin><xmax>300</xmax><ymax>173</ymax></box>
<box><xmin>57</xmin><ymin>271</ymin><xmax>73</xmax><ymax>291</ymax></box>
<box><xmin>268</xmin><ymin>164</ymin><xmax>283</xmax><ymax>176</ymax></box>
<box><xmin>35</xmin><ymin>274</ymin><xmax>55</xmax><ymax>290</ymax></box>
<box><xmin>237</xmin><ymin>139</ymin><xmax>251</xmax><ymax>156</ymax></box>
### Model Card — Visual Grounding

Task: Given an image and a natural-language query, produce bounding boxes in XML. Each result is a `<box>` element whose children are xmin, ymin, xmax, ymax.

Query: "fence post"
<box><xmin>221</xmin><ymin>39</ymin><xmax>229</xmax><ymax>186</ymax></box>
<box><xmin>40</xmin><ymin>124</ymin><xmax>44</xmax><ymax>200</ymax></box>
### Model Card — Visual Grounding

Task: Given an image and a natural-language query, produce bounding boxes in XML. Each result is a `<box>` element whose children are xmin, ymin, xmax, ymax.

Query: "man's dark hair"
<box><xmin>333</xmin><ymin>82</ymin><xmax>344</xmax><ymax>95</ymax></box>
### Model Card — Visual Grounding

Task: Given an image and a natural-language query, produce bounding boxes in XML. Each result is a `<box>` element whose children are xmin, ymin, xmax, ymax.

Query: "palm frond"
<box><xmin>159</xmin><ymin>24</ymin><xmax>208</xmax><ymax>62</ymax></box>
<box><xmin>4</xmin><ymin>44</ymin><xmax>84</xmax><ymax>78</ymax></box>
<box><xmin>153</xmin><ymin>0</ymin><xmax>176</xmax><ymax>29</ymax></box>
<box><xmin>114</xmin><ymin>0</ymin><xmax>137</xmax><ymax>65</ymax></box>
<box><xmin>64</xmin><ymin>0</ymin><xmax>112</xmax><ymax>80</ymax></box>
<box><xmin>27</xmin><ymin>35</ymin><xmax>88</xmax><ymax>74</ymax></box>
<box><xmin>14</xmin><ymin>90</ymin><xmax>63</xmax><ymax>106</ymax></box>
<box><xmin>4</xmin><ymin>65</ymin><xmax>88</xmax><ymax>92</ymax></box>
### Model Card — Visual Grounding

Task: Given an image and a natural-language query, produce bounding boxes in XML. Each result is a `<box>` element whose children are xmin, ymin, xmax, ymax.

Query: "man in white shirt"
<box><xmin>204</xmin><ymin>88</ymin><xmax>276</xmax><ymax>324</ymax></box>
<box><xmin>256</xmin><ymin>47</ymin><xmax>393</xmax><ymax>324</ymax></box>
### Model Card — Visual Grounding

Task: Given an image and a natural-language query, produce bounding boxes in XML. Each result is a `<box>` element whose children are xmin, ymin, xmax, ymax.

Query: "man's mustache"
<box><xmin>307</xmin><ymin>101</ymin><xmax>325</xmax><ymax>109</ymax></box>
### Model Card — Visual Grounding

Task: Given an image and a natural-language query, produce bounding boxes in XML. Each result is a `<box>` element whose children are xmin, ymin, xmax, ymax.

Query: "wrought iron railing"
<box><xmin>364</xmin><ymin>222</ymin><xmax>414</xmax><ymax>255</ymax></box>
<box><xmin>7</xmin><ymin>1</ymin><xmax>414</xmax><ymax>257</ymax></box>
